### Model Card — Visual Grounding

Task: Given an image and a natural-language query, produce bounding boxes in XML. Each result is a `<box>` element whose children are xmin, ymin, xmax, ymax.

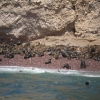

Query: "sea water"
<box><xmin>0</xmin><ymin>66</ymin><xmax>100</xmax><ymax>100</ymax></box>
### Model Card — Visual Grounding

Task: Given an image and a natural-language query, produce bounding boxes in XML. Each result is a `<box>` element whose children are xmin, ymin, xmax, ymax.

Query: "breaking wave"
<box><xmin>0</xmin><ymin>66</ymin><xmax>100</xmax><ymax>77</ymax></box>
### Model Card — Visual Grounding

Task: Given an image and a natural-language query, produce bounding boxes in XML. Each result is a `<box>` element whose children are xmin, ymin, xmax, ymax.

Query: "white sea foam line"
<box><xmin>83</xmin><ymin>75</ymin><xmax>100</xmax><ymax>77</ymax></box>
<box><xmin>0</xmin><ymin>66</ymin><xmax>57</xmax><ymax>74</ymax></box>
<box><xmin>0</xmin><ymin>66</ymin><xmax>79</xmax><ymax>74</ymax></box>
<box><xmin>0</xmin><ymin>66</ymin><xmax>100</xmax><ymax>77</ymax></box>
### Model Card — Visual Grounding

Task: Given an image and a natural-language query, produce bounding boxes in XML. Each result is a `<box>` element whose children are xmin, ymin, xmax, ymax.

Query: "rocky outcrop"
<box><xmin>75</xmin><ymin>0</ymin><xmax>100</xmax><ymax>38</ymax></box>
<box><xmin>0</xmin><ymin>0</ymin><xmax>100</xmax><ymax>44</ymax></box>
<box><xmin>0</xmin><ymin>0</ymin><xmax>75</xmax><ymax>41</ymax></box>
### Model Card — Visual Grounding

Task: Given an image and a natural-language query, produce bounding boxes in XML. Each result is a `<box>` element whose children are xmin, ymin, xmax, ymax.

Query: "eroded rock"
<box><xmin>0</xmin><ymin>0</ymin><xmax>100</xmax><ymax>45</ymax></box>
<box><xmin>0</xmin><ymin>0</ymin><xmax>75</xmax><ymax>41</ymax></box>
<box><xmin>75</xmin><ymin>0</ymin><xmax>100</xmax><ymax>38</ymax></box>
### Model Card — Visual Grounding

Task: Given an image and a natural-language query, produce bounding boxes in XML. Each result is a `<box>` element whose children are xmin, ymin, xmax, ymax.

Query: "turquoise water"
<box><xmin>0</xmin><ymin>66</ymin><xmax>100</xmax><ymax>100</ymax></box>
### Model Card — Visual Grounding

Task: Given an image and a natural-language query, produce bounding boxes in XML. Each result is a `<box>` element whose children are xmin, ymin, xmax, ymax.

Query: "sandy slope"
<box><xmin>31</xmin><ymin>34</ymin><xmax>100</xmax><ymax>47</ymax></box>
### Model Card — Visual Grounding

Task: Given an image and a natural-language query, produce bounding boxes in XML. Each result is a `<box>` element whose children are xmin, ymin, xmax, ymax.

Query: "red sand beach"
<box><xmin>0</xmin><ymin>53</ymin><xmax>100</xmax><ymax>71</ymax></box>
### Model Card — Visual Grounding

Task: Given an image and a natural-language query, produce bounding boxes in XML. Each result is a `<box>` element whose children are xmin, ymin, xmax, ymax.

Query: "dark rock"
<box><xmin>62</xmin><ymin>64</ymin><xmax>71</xmax><ymax>69</ymax></box>
<box><xmin>22</xmin><ymin>47</ymin><xmax>27</xmax><ymax>54</ymax></box>
<box><xmin>54</xmin><ymin>53</ymin><xmax>59</xmax><ymax>59</ymax></box>
<box><xmin>84</xmin><ymin>52</ymin><xmax>92</xmax><ymax>59</ymax></box>
<box><xmin>17</xmin><ymin>40</ymin><xmax>22</xmax><ymax>45</ymax></box>
<box><xmin>97</xmin><ymin>57</ymin><xmax>100</xmax><ymax>61</ymax></box>
<box><xmin>46</xmin><ymin>48</ymin><xmax>51</xmax><ymax>52</ymax></box>
<box><xmin>19</xmin><ymin>70</ymin><xmax>22</xmax><ymax>72</ymax></box>
<box><xmin>48</xmin><ymin>51</ymin><xmax>54</xmax><ymax>56</ymax></box>
<box><xmin>0</xmin><ymin>58</ymin><xmax>2</xmax><ymax>61</ymax></box>
<box><xmin>31</xmin><ymin>53</ymin><xmax>35</xmax><ymax>57</ymax></box>
<box><xmin>37</xmin><ymin>52</ymin><xmax>44</xmax><ymax>57</ymax></box>
<box><xmin>25</xmin><ymin>41</ymin><xmax>30</xmax><ymax>47</ymax></box>
<box><xmin>7</xmin><ymin>53</ymin><xmax>14</xmax><ymax>58</ymax></box>
<box><xmin>93</xmin><ymin>56</ymin><xmax>97</xmax><ymax>60</ymax></box>
<box><xmin>90</xmin><ymin>47</ymin><xmax>96</xmax><ymax>53</ymax></box>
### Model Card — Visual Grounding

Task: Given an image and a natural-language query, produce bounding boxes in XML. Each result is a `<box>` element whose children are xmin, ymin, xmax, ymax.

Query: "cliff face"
<box><xmin>0</xmin><ymin>0</ymin><xmax>100</xmax><ymax>45</ymax></box>
<box><xmin>75</xmin><ymin>0</ymin><xmax>100</xmax><ymax>37</ymax></box>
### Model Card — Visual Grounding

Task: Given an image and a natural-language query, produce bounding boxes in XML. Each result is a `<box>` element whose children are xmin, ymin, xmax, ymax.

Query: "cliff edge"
<box><xmin>0</xmin><ymin>0</ymin><xmax>100</xmax><ymax>46</ymax></box>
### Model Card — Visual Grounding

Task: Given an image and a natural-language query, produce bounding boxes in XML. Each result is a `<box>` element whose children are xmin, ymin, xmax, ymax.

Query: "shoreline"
<box><xmin>0</xmin><ymin>42</ymin><xmax>100</xmax><ymax>72</ymax></box>
<box><xmin>0</xmin><ymin>54</ymin><xmax>100</xmax><ymax>71</ymax></box>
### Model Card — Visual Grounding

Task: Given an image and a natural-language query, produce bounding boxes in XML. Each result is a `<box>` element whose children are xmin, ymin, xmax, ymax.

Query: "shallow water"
<box><xmin>0</xmin><ymin>66</ymin><xmax>100</xmax><ymax>100</ymax></box>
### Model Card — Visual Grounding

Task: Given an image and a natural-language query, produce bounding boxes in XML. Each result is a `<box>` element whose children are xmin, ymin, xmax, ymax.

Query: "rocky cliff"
<box><xmin>0</xmin><ymin>0</ymin><xmax>100</xmax><ymax>46</ymax></box>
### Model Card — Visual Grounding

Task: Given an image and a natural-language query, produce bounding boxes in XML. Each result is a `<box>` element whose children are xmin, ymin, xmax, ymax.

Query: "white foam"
<box><xmin>0</xmin><ymin>66</ymin><xmax>60</xmax><ymax>74</ymax></box>
<box><xmin>0</xmin><ymin>66</ymin><xmax>100</xmax><ymax>77</ymax></box>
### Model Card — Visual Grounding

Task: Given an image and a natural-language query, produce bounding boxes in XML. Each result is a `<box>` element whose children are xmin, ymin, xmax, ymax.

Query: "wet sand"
<box><xmin>0</xmin><ymin>54</ymin><xmax>100</xmax><ymax>71</ymax></box>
